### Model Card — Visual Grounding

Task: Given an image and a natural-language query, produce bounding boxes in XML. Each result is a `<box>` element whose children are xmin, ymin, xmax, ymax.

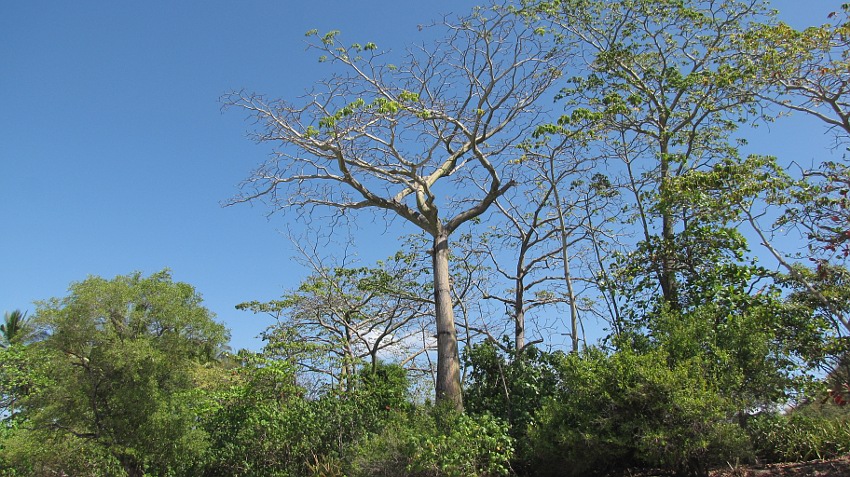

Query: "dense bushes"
<box><xmin>201</xmin><ymin>355</ymin><xmax>514</xmax><ymax>477</ymax></box>
<box><xmin>201</xmin><ymin>357</ymin><xmax>413</xmax><ymax>477</ymax></box>
<box><xmin>351</xmin><ymin>408</ymin><xmax>514</xmax><ymax>477</ymax></box>
<box><xmin>748</xmin><ymin>404</ymin><xmax>850</xmax><ymax>462</ymax></box>
<box><xmin>462</xmin><ymin>340</ymin><xmax>560</xmax><ymax>472</ymax></box>
<box><xmin>2</xmin><ymin>316</ymin><xmax>847</xmax><ymax>477</ymax></box>
<box><xmin>528</xmin><ymin>348</ymin><xmax>752</xmax><ymax>477</ymax></box>
<box><xmin>461</xmin><ymin>295</ymin><xmax>829</xmax><ymax>477</ymax></box>
<box><xmin>0</xmin><ymin>269</ymin><xmax>845</xmax><ymax>477</ymax></box>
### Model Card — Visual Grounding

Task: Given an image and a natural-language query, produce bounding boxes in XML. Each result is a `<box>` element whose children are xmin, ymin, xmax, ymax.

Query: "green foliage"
<box><xmin>350</xmin><ymin>407</ymin><xmax>514</xmax><ymax>477</ymax></box>
<box><xmin>462</xmin><ymin>339</ymin><xmax>559</xmax><ymax>470</ymax></box>
<box><xmin>748</xmin><ymin>404</ymin><xmax>850</xmax><ymax>463</ymax></box>
<box><xmin>358</xmin><ymin>362</ymin><xmax>411</xmax><ymax>411</ymax></box>
<box><xmin>530</xmin><ymin>286</ymin><xmax>828</xmax><ymax>476</ymax></box>
<box><xmin>1</xmin><ymin>429</ymin><xmax>124</xmax><ymax>477</ymax></box>
<box><xmin>0</xmin><ymin>345</ymin><xmax>50</xmax><ymax>418</ymax></box>
<box><xmin>527</xmin><ymin>0</ymin><xmax>777</xmax><ymax>315</ymax></box>
<box><xmin>238</xmin><ymin>253</ymin><xmax>430</xmax><ymax>389</ymax></box>
<box><xmin>202</xmin><ymin>354</ymin><xmax>412</xmax><ymax>477</ymax></box>
<box><xmin>529</xmin><ymin>346</ymin><xmax>752</xmax><ymax>477</ymax></box>
<box><xmin>782</xmin><ymin>161</ymin><xmax>850</xmax><ymax>262</ymax></box>
<box><xmin>0</xmin><ymin>311</ymin><xmax>36</xmax><ymax>348</ymax></box>
<box><xmin>0</xmin><ymin>270</ymin><xmax>228</xmax><ymax>477</ymax></box>
<box><xmin>201</xmin><ymin>352</ymin><xmax>313</xmax><ymax>477</ymax></box>
<box><xmin>648</xmin><ymin>302</ymin><xmax>815</xmax><ymax>410</ymax></box>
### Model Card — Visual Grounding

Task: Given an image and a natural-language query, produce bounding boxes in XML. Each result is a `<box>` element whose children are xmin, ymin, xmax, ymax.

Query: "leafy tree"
<box><xmin>225</xmin><ymin>4</ymin><xmax>565</xmax><ymax>410</ymax></box>
<box><xmin>526</xmin><ymin>0</ymin><xmax>774</xmax><ymax>315</ymax></box>
<box><xmin>620</xmin><ymin>156</ymin><xmax>831</xmax><ymax>403</ymax></box>
<box><xmin>529</xmin><ymin>248</ymin><xmax>828</xmax><ymax>477</ymax></box>
<box><xmin>745</xmin><ymin>5</ymin><xmax>850</xmax><ymax>334</ymax></box>
<box><xmin>0</xmin><ymin>270</ymin><xmax>229</xmax><ymax>477</ymax></box>
<box><xmin>0</xmin><ymin>344</ymin><xmax>50</xmax><ymax>420</ymax></box>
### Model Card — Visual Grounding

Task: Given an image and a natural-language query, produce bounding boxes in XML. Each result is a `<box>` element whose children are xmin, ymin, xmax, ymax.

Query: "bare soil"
<box><xmin>709</xmin><ymin>454</ymin><xmax>850</xmax><ymax>477</ymax></box>
<box><xmin>609</xmin><ymin>455</ymin><xmax>850</xmax><ymax>477</ymax></box>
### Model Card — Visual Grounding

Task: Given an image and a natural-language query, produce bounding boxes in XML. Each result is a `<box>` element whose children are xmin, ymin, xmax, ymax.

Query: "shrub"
<box><xmin>748</xmin><ymin>404</ymin><xmax>850</xmax><ymax>462</ymax></box>
<box><xmin>350</xmin><ymin>406</ymin><xmax>514</xmax><ymax>477</ymax></box>
<box><xmin>201</xmin><ymin>358</ymin><xmax>411</xmax><ymax>477</ymax></box>
<box><xmin>529</xmin><ymin>348</ymin><xmax>752</xmax><ymax>477</ymax></box>
<box><xmin>462</xmin><ymin>339</ymin><xmax>560</xmax><ymax>472</ymax></box>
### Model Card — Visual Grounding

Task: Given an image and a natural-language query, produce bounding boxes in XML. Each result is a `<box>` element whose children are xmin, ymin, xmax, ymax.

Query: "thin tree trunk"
<box><xmin>514</xmin><ymin>297</ymin><xmax>525</xmax><ymax>354</ymax></box>
<box><xmin>514</xmin><ymin>251</ymin><xmax>526</xmax><ymax>353</ymax></box>
<box><xmin>432</xmin><ymin>229</ymin><xmax>463</xmax><ymax>411</ymax></box>
<box><xmin>549</xmin><ymin>155</ymin><xmax>581</xmax><ymax>352</ymax></box>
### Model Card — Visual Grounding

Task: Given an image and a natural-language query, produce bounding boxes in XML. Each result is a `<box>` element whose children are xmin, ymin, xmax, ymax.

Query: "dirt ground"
<box><xmin>709</xmin><ymin>454</ymin><xmax>850</xmax><ymax>477</ymax></box>
<box><xmin>610</xmin><ymin>455</ymin><xmax>850</xmax><ymax>477</ymax></box>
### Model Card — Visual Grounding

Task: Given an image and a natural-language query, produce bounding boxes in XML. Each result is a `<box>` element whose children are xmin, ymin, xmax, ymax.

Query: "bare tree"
<box><xmin>477</xmin><ymin>131</ymin><xmax>595</xmax><ymax>354</ymax></box>
<box><xmin>225</xmin><ymin>4</ymin><xmax>564</xmax><ymax>409</ymax></box>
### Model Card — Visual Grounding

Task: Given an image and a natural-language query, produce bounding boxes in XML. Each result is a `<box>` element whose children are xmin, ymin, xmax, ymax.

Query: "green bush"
<box><xmin>462</xmin><ymin>339</ymin><xmax>560</xmax><ymax>472</ymax></box>
<box><xmin>529</xmin><ymin>348</ymin><xmax>752</xmax><ymax>477</ymax></box>
<box><xmin>0</xmin><ymin>428</ymin><xmax>124</xmax><ymax>477</ymax></box>
<box><xmin>350</xmin><ymin>407</ymin><xmax>514</xmax><ymax>477</ymax></box>
<box><xmin>201</xmin><ymin>358</ymin><xmax>411</xmax><ymax>477</ymax></box>
<box><xmin>748</xmin><ymin>405</ymin><xmax>850</xmax><ymax>462</ymax></box>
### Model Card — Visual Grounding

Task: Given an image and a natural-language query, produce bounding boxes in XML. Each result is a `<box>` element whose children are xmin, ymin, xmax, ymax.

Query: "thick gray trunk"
<box><xmin>432</xmin><ymin>230</ymin><xmax>463</xmax><ymax>411</ymax></box>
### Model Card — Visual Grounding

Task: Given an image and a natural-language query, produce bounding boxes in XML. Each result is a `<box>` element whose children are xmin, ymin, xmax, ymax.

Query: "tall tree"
<box><xmin>479</xmin><ymin>126</ymin><xmax>612</xmax><ymax>353</ymax></box>
<box><xmin>743</xmin><ymin>5</ymin><xmax>850</xmax><ymax>333</ymax></box>
<box><xmin>225</xmin><ymin>4</ymin><xmax>564</xmax><ymax>410</ymax></box>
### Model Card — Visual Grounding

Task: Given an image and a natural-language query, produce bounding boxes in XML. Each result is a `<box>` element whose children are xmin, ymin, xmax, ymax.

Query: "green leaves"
<box><xmin>530</xmin><ymin>346</ymin><xmax>752</xmax><ymax>476</ymax></box>
<box><xmin>315</xmin><ymin>91</ymin><xmax>423</xmax><ymax>131</ymax></box>
<box><xmin>321</xmin><ymin>30</ymin><xmax>340</xmax><ymax>45</ymax></box>
<box><xmin>1</xmin><ymin>271</ymin><xmax>228</xmax><ymax>476</ymax></box>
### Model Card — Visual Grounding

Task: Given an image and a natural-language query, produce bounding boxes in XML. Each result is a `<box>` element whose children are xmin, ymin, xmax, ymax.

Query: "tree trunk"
<box><xmin>514</xmin><ymin>293</ymin><xmax>525</xmax><ymax>353</ymax></box>
<box><xmin>432</xmin><ymin>229</ymin><xmax>463</xmax><ymax>411</ymax></box>
<box><xmin>119</xmin><ymin>454</ymin><xmax>144</xmax><ymax>477</ymax></box>
<box><xmin>514</xmin><ymin>251</ymin><xmax>525</xmax><ymax>352</ymax></box>
<box><xmin>549</xmin><ymin>161</ymin><xmax>581</xmax><ymax>353</ymax></box>
<box><xmin>659</xmin><ymin>143</ymin><xmax>679</xmax><ymax>308</ymax></box>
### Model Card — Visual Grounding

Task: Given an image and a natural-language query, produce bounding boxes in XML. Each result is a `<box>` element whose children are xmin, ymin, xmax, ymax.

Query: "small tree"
<box><xmin>226</xmin><ymin>4</ymin><xmax>564</xmax><ymax>409</ymax></box>
<box><xmin>239</xmin><ymin>251</ymin><xmax>433</xmax><ymax>390</ymax></box>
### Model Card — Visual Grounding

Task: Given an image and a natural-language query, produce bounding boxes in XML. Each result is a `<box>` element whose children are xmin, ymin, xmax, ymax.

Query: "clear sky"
<box><xmin>1</xmin><ymin>1</ymin><xmax>844</xmax><ymax>352</ymax></box>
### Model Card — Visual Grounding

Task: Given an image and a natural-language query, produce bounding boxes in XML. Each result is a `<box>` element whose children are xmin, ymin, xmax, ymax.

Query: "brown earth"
<box><xmin>709</xmin><ymin>455</ymin><xmax>850</xmax><ymax>477</ymax></box>
<box><xmin>609</xmin><ymin>455</ymin><xmax>850</xmax><ymax>477</ymax></box>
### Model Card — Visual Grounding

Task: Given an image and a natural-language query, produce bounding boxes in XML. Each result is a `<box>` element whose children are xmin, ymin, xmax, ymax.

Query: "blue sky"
<box><xmin>1</xmin><ymin>1</ymin><xmax>844</xmax><ymax>351</ymax></box>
